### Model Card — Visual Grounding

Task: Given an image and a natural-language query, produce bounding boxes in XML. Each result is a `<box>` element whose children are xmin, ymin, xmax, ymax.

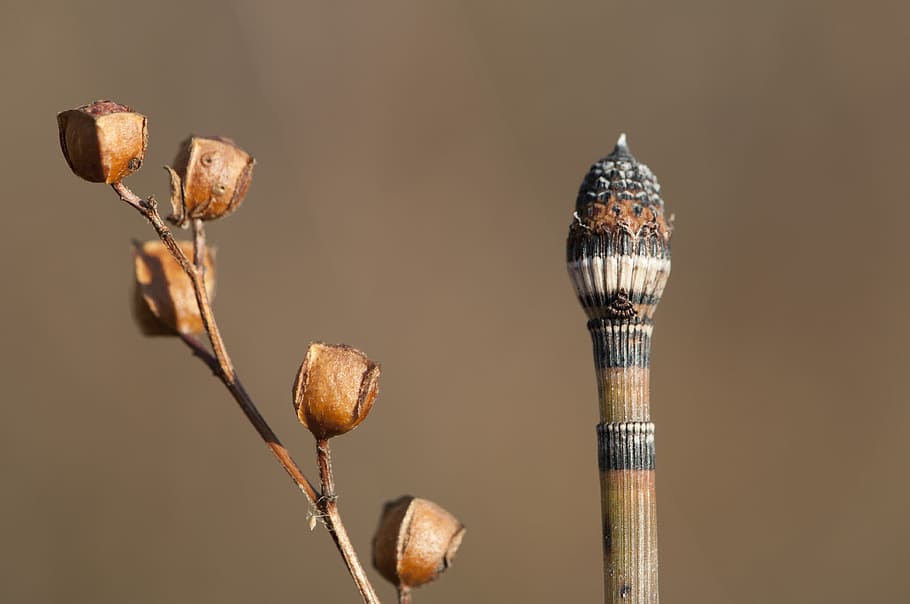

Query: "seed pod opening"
<box><xmin>57</xmin><ymin>100</ymin><xmax>148</xmax><ymax>184</ymax></box>
<box><xmin>372</xmin><ymin>496</ymin><xmax>465</xmax><ymax>590</ymax></box>
<box><xmin>132</xmin><ymin>240</ymin><xmax>215</xmax><ymax>336</ymax></box>
<box><xmin>292</xmin><ymin>343</ymin><xmax>380</xmax><ymax>440</ymax></box>
<box><xmin>167</xmin><ymin>135</ymin><xmax>255</xmax><ymax>226</ymax></box>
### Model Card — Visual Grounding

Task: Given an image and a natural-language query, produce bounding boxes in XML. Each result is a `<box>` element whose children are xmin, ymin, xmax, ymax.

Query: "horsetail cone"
<box><xmin>566</xmin><ymin>134</ymin><xmax>671</xmax><ymax>604</ymax></box>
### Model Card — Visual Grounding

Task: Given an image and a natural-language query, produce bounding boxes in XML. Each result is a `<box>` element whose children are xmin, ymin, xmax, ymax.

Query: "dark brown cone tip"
<box><xmin>292</xmin><ymin>343</ymin><xmax>380</xmax><ymax>440</ymax></box>
<box><xmin>57</xmin><ymin>100</ymin><xmax>148</xmax><ymax>184</ymax></box>
<box><xmin>372</xmin><ymin>496</ymin><xmax>465</xmax><ymax>590</ymax></box>
<box><xmin>570</xmin><ymin>134</ymin><xmax>671</xmax><ymax>244</ymax></box>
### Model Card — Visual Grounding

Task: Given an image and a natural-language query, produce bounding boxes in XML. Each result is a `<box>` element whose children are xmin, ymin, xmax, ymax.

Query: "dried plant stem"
<box><xmin>191</xmin><ymin>218</ymin><xmax>207</xmax><ymax>274</ymax></box>
<box><xmin>592</xmin><ymin>340</ymin><xmax>658</xmax><ymax>603</ymax></box>
<box><xmin>397</xmin><ymin>586</ymin><xmax>412</xmax><ymax>604</ymax></box>
<box><xmin>111</xmin><ymin>182</ymin><xmax>381</xmax><ymax>604</ymax></box>
<box><xmin>112</xmin><ymin>182</ymin><xmax>314</xmax><ymax>493</ymax></box>
<box><xmin>566</xmin><ymin>137</ymin><xmax>671</xmax><ymax>603</ymax></box>
<box><xmin>178</xmin><ymin>332</ymin><xmax>220</xmax><ymax>375</ymax></box>
<box><xmin>318</xmin><ymin>439</ymin><xmax>382</xmax><ymax>604</ymax></box>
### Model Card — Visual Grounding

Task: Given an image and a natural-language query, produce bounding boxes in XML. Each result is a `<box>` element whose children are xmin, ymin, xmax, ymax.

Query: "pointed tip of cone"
<box><xmin>607</xmin><ymin>132</ymin><xmax>635</xmax><ymax>161</ymax></box>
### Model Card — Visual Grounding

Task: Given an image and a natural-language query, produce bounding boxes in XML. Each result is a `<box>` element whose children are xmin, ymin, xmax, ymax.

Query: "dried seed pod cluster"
<box><xmin>566</xmin><ymin>135</ymin><xmax>672</xmax><ymax>604</ymax></box>
<box><xmin>167</xmin><ymin>136</ymin><xmax>255</xmax><ymax>227</ymax></box>
<box><xmin>57</xmin><ymin>100</ymin><xmax>148</xmax><ymax>184</ymax></box>
<box><xmin>57</xmin><ymin>100</ymin><xmax>254</xmax><ymax>228</ymax></box>
<box><xmin>132</xmin><ymin>240</ymin><xmax>215</xmax><ymax>336</ymax></box>
<box><xmin>58</xmin><ymin>98</ymin><xmax>466</xmax><ymax>603</ymax></box>
<box><xmin>372</xmin><ymin>496</ymin><xmax>465</xmax><ymax>591</ymax></box>
<box><xmin>292</xmin><ymin>343</ymin><xmax>381</xmax><ymax>440</ymax></box>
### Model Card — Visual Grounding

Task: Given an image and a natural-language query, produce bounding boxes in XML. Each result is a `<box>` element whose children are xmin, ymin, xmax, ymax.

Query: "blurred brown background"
<box><xmin>2</xmin><ymin>1</ymin><xmax>908</xmax><ymax>602</ymax></box>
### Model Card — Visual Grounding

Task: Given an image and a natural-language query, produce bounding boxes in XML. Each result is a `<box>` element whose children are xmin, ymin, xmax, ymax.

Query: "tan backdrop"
<box><xmin>2</xmin><ymin>1</ymin><xmax>908</xmax><ymax>602</ymax></box>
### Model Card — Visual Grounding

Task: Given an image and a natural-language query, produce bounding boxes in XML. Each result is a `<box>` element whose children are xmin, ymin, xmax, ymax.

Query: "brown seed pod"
<box><xmin>166</xmin><ymin>135</ymin><xmax>255</xmax><ymax>227</ymax></box>
<box><xmin>132</xmin><ymin>240</ymin><xmax>215</xmax><ymax>336</ymax></box>
<box><xmin>372</xmin><ymin>496</ymin><xmax>465</xmax><ymax>590</ymax></box>
<box><xmin>292</xmin><ymin>343</ymin><xmax>380</xmax><ymax>440</ymax></box>
<box><xmin>57</xmin><ymin>100</ymin><xmax>148</xmax><ymax>184</ymax></box>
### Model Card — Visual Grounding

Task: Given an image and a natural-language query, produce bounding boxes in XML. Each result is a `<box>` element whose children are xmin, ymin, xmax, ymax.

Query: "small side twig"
<box><xmin>112</xmin><ymin>181</ymin><xmax>381</xmax><ymax>604</ymax></box>
<box><xmin>177</xmin><ymin>332</ymin><xmax>220</xmax><ymax>376</ymax></box>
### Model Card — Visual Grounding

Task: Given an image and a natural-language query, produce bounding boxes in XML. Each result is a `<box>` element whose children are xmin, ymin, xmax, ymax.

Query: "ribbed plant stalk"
<box><xmin>566</xmin><ymin>135</ymin><xmax>672</xmax><ymax>604</ymax></box>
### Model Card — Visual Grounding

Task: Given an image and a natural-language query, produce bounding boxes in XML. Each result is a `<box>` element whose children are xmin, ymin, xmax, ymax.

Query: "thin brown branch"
<box><xmin>113</xmin><ymin>181</ymin><xmax>381</xmax><ymax>603</ymax></box>
<box><xmin>177</xmin><ymin>332</ymin><xmax>220</xmax><ymax>376</ymax></box>
<box><xmin>318</xmin><ymin>439</ymin><xmax>381</xmax><ymax>604</ymax></box>
<box><xmin>113</xmin><ymin>181</ymin><xmax>319</xmax><ymax>502</ymax></box>
<box><xmin>191</xmin><ymin>218</ymin><xmax>207</xmax><ymax>275</ymax></box>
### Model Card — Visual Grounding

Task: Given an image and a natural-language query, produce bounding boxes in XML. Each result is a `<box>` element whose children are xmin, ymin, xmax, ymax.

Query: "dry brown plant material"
<box><xmin>372</xmin><ymin>496</ymin><xmax>465</xmax><ymax>592</ymax></box>
<box><xmin>57</xmin><ymin>100</ymin><xmax>148</xmax><ymax>184</ymax></box>
<box><xmin>166</xmin><ymin>135</ymin><xmax>255</xmax><ymax>227</ymax></box>
<box><xmin>293</xmin><ymin>343</ymin><xmax>380</xmax><ymax>440</ymax></box>
<box><xmin>58</xmin><ymin>98</ymin><xmax>466</xmax><ymax>604</ymax></box>
<box><xmin>132</xmin><ymin>240</ymin><xmax>215</xmax><ymax>335</ymax></box>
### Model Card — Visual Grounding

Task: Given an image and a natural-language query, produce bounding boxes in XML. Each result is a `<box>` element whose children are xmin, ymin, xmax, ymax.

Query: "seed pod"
<box><xmin>57</xmin><ymin>100</ymin><xmax>148</xmax><ymax>184</ymax></box>
<box><xmin>132</xmin><ymin>240</ymin><xmax>215</xmax><ymax>336</ymax></box>
<box><xmin>166</xmin><ymin>135</ymin><xmax>255</xmax><ymax>227</ymax></box>
<box><xmin>372</xmin><ymin>496</ymin><xmax>465</xmax><ymax>590</ymax></box>
<box><xmin>292</xmin><ymin>343</ymin><xmax>380</xmax><ymax>440</ymax></box>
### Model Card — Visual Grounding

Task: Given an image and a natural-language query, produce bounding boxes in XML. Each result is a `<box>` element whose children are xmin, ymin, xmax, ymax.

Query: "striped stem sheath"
<box><xmin>566</xmin><ymin>135</ymin><xmax>672</xmax><ymax>604</ymax></box>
